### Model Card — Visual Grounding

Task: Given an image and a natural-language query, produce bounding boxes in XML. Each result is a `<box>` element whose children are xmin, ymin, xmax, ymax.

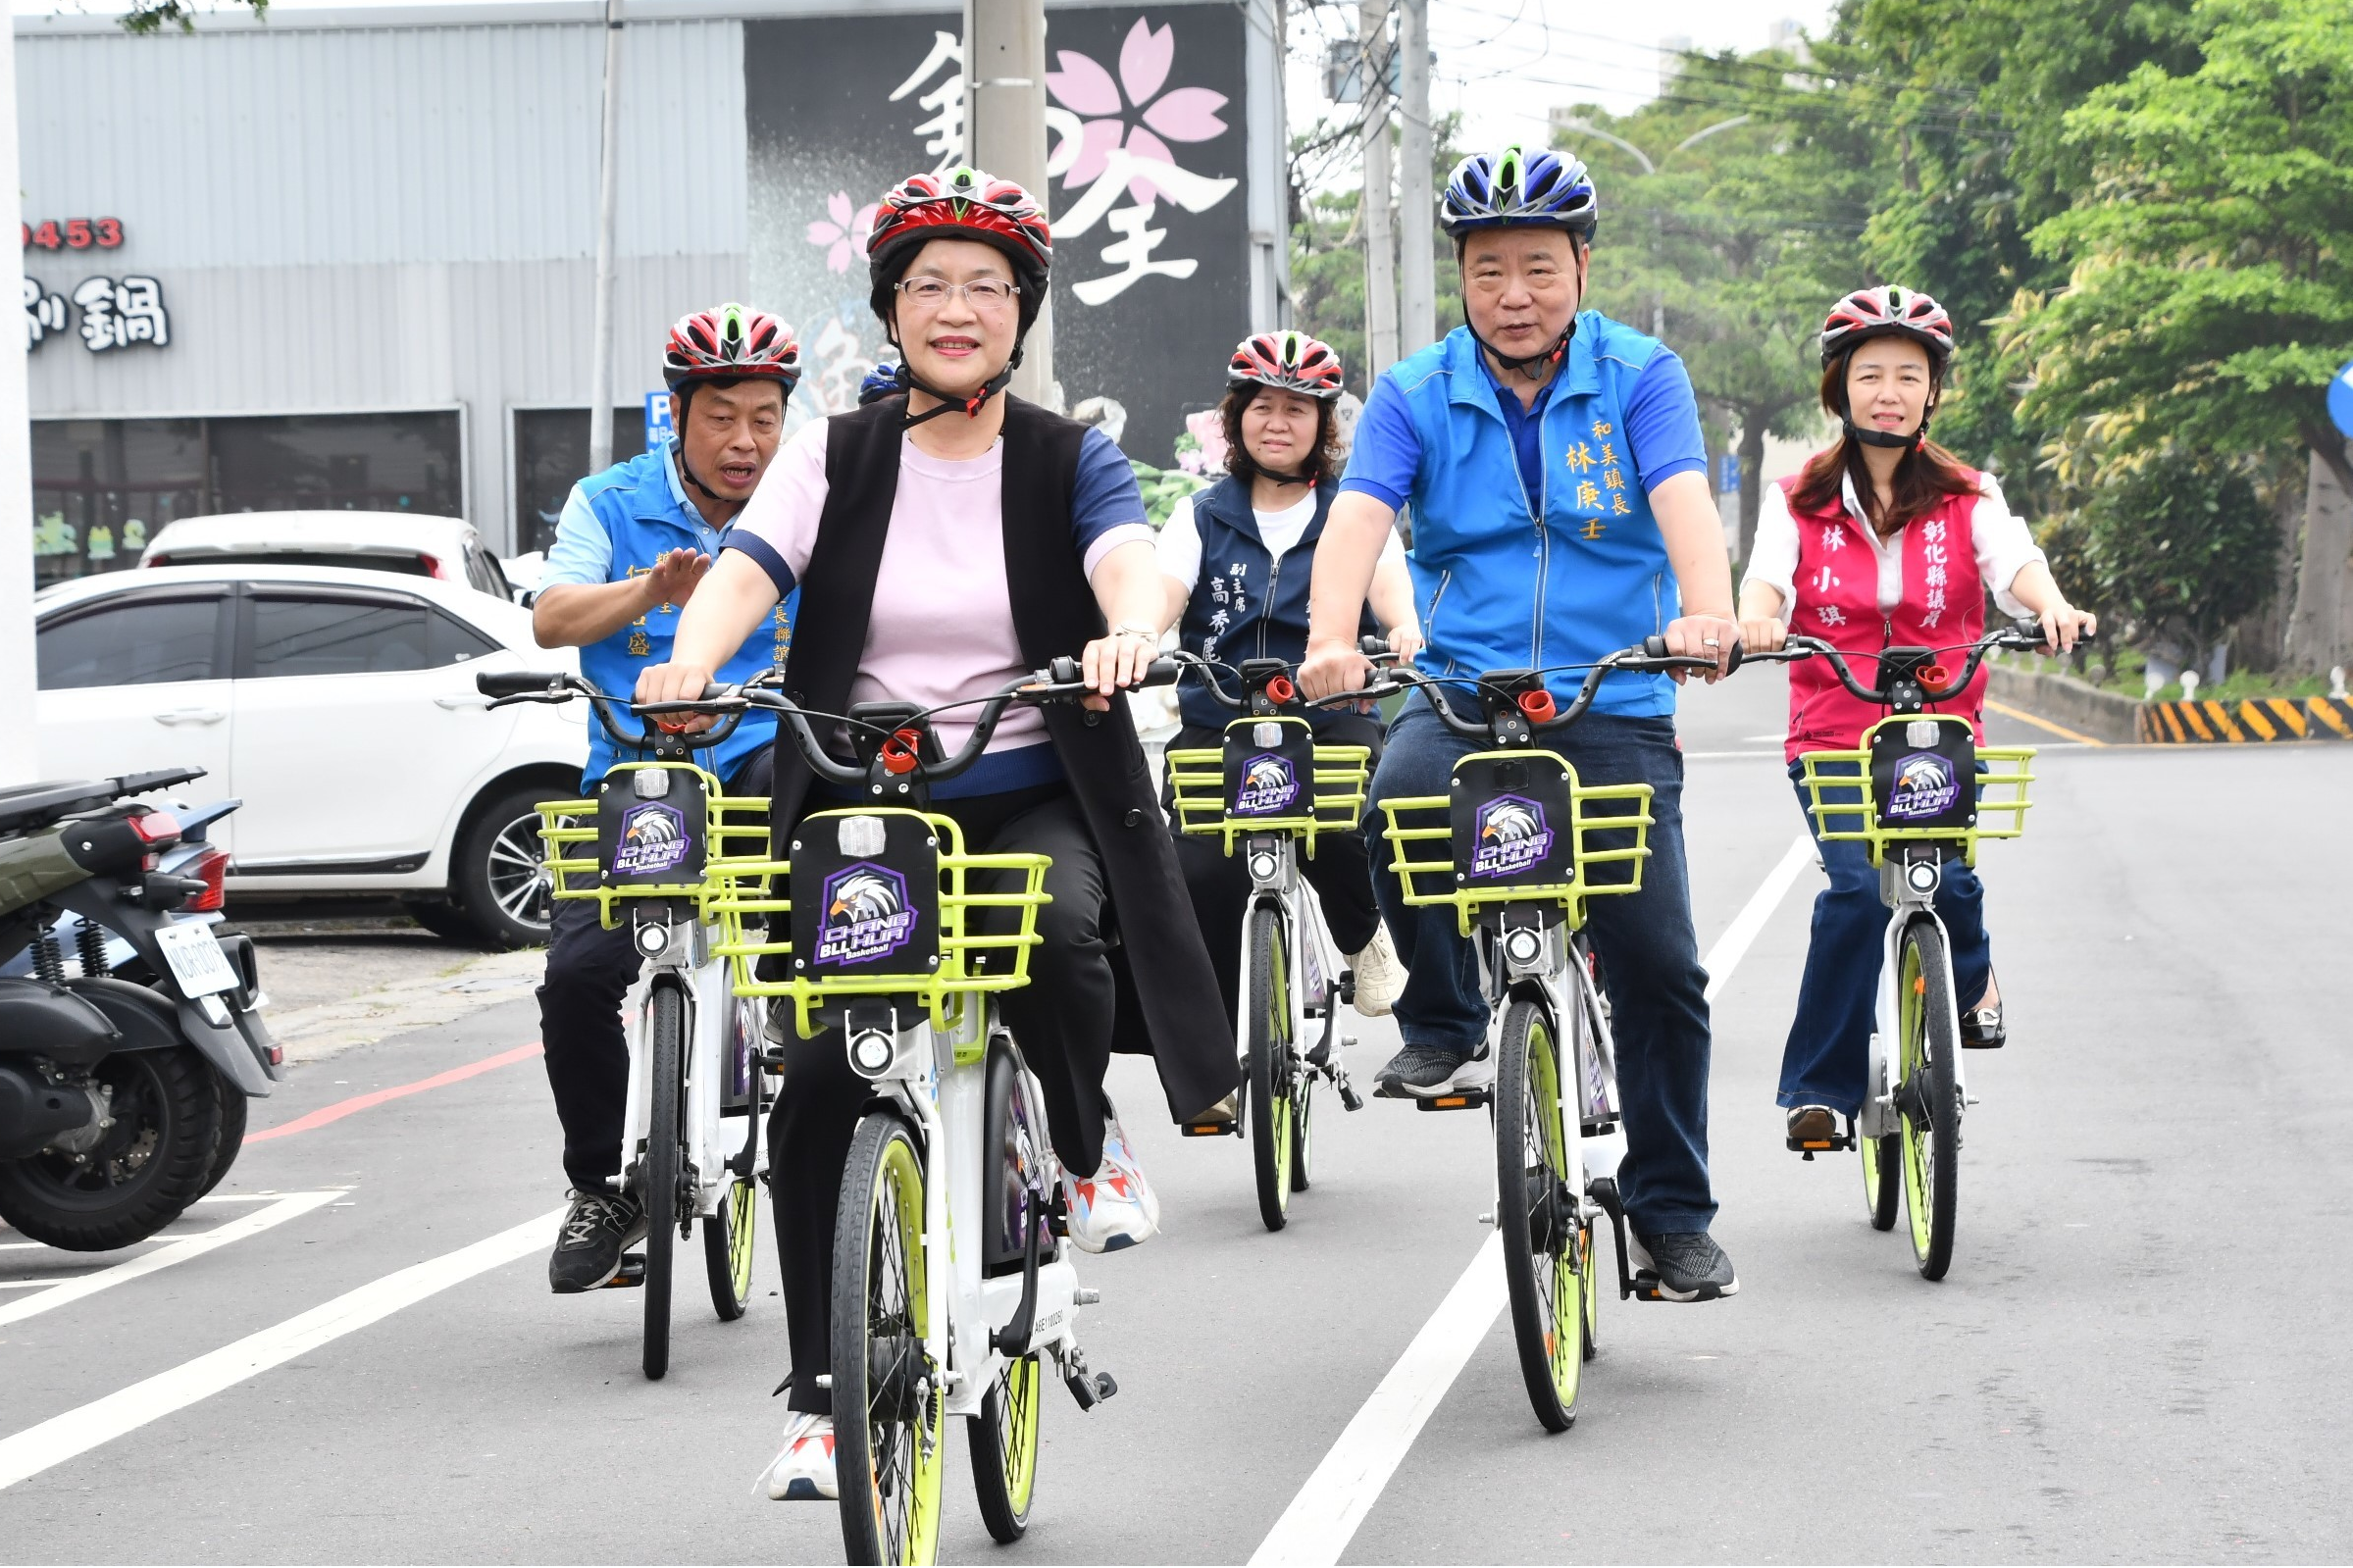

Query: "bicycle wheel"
<box><xmin>703</xmin><ymin>1172</ymin><xmax>757</xmax><ymax>1321</ymax></box>
<box><xmin>1495</xmin><ymin>995</ymin><xmax>1584</xmax><ymax>1432</ymax></box>
<box><xmin>641</xmin><ymin>984</ymin><xmax>684</xmax><ymax>1381</ymax></box>
<box><xmin>968</xmin><ymin>1351</ymin><xmax>1042</xmax><ymax>1543</ymax></box>
<box><xmin>833</xmin><ymin>1114</ymin><xmax>946</xmax><ymax>1567</ymax></box>
<box><xmin>1860</xmin><ymin>1122</ymin><xmax>1900</xmax><ymax>1233</ymax></box>
<box><xmin>1290</xmin><ymin>1068</ymin><xmax>1314</xmax><ymax>1192</ymax></box>
<box><xmin>1895</xmin><ymin>920</ymin><xmax>1960</xmax><ymax>1280</ymax></box>
<box><xmin>1247</xmin><ymin>906</ymin><xmax>1296</xmax><ymax>1232</ymax></box>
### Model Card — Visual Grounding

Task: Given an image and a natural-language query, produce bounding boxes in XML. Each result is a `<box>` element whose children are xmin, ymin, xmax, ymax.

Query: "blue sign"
<box><xmin>1718</xmin><ymin>451</ymin><xmax>1741</xmax><ymax>495</ymax></box>
<box><xmin>2330</xmin><ymin>361</ymin><xmax>2353</xmax><ymax>439</ymax></box>
<box><xmin>643</xmin><ymin>390</ymin><xmax>676</xmax><ymax>446</ymax></box>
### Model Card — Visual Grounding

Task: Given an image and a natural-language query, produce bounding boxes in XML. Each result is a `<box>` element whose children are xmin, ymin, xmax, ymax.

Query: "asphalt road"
<box><xmin>3</xmin><ymin>670</ymin><xmax>2346</xmax><ymax>1564</ymax></box>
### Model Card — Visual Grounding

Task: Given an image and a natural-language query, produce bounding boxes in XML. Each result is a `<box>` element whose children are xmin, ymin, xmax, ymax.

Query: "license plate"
<box><xmin>156</xmin><ymin>920</ymin><xmax>238</xmax><ymax>998</ymax></box>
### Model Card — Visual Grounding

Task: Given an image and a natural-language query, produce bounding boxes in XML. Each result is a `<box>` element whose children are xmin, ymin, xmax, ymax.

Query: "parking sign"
<box><xmin>644</xmin><ymin>390</ymin><xmax>675</xmax><ymax>446</ymax></box>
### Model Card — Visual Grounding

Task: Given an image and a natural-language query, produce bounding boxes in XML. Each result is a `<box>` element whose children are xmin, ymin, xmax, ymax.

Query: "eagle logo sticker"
<box><xmin>610</xmin><ymin>802</ymin><xmax>691</xmax><ymax>876</ymax></box>
<box><xmin>1470</xmin><ymin>795</ymin><xmax>1555</xmax><ymax>880</ymax></box>
<box><xmin>1885</xmin><ymin>752</ymin><xmax>1961</xmax><ymax>820</ymax></box>
<box><xmin>1232</xmin><ymin>752</ymin><xmax>1301</xmax><ymax>816</ymax></box>
<box><xmin>817</xmin><ymin>864</ymin><xmax>917</xmax><ymax>966</ymax></box>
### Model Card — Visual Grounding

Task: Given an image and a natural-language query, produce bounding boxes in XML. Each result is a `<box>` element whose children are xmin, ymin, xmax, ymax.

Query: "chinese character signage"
<box><xmin>24</xmin><ymin>274</ymin><xmax>170</xmax><ymax>354</ymax></box>
<box><xmin>745</xmin><ymin>5</ymin><xmax>1249</xmax><ymax>468</ymax></box>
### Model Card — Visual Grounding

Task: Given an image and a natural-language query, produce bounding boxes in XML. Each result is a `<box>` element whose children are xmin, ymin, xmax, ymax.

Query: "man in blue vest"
<box><xmin>1300</xmin><ymin>149</ymin><xmax>1745</xmax><ymax>1302</ymax></box>
<box><xmin>530</xmin><ymin>304</ymin><xmax>802</xmax><ymax>1292</ymax></box>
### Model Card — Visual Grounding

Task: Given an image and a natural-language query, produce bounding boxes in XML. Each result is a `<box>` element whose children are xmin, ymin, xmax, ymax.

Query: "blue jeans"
<box><xmin>1369</xmin><ymin>702</ymin><xmax>1717</xmax><ymax>1235</ymax></box>
<box><xmin>1778</xmin><ymin>760</ymin><xmax>1993</xmax><ymax>1117</ymax></box>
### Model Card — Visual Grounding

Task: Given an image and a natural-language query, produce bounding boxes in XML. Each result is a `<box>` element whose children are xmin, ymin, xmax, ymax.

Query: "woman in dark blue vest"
<box><xmin>1152</xmin><ymin>330</ymin><xmax>1423</xmax><ymax>1026</ymax></box>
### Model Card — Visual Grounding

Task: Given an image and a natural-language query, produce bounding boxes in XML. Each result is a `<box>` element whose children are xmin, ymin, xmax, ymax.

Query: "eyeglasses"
<box><xmin>895</xmin><ymin>277</ymin><xmax>1020</xmax><ymax>310</ymax></box>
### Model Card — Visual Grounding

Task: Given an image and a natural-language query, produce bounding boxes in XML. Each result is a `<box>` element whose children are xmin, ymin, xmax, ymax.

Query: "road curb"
<box><xmin>1985</xmin><ymin>666</ymin><xmax>2140</xmax><ymax>743</ymax></box>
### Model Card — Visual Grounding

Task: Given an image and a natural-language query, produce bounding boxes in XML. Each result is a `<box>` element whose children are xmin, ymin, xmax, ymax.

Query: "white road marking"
<box><xmin>1248</xmin><ymin>835</ymin><xmax>1815</xmax><ymax>1568</ymax></box>
<box><xmin>0</xmin><ymin>1206</ymin><xmax>561</xmax><ymax>1492</ymax></box>
<box><xmin>0</xmin><ymin>1190</ymin><xmax>344</xmax><ymax>1328</ymax></box>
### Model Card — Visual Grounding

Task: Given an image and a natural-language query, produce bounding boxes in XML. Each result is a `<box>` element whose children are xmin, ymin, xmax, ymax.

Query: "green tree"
<box><xmin>2049</xmin><ymin>449</ymin><xmax>2278</xmax><ymax>660</ymax></box>
<box><xmin>122</xmin><ymin>0</ymin><xmax>267</xmax><ymax>32</ymax></box>
<box><xmin>2007</xmin><ymin>0</ymin><xmax>2353</xmax><ymax>671</ymax></box>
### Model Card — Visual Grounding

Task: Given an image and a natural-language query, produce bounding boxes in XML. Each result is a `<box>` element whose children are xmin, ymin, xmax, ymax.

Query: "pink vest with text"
<box><xmin>1780</xmin><ymin>467</ymin><xmax>1986</xmax><ymax>763</ymax></box>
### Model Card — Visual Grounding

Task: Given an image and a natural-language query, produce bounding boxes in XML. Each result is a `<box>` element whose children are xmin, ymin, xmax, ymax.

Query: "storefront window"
<box><xmin>29</xmin><ymin>412</ymin><xmax>464</xmax><ymax>585</ymax></box>
<box><xmin>514</xmin><ymin>408</ymin><xmax>648</xmax><ymax>555</ymax></box>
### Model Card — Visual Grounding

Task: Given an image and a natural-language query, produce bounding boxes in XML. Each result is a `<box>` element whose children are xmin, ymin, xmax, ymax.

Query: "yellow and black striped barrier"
<box><xmin>2138</xmin><ymin>696</ymin><xmax>2353</xmax><ymax>743</ymax></box>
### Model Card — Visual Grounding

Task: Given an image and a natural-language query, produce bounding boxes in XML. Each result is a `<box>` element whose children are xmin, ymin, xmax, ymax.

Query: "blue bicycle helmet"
<box><xmin>858</xmin><ymin>363</ymin><xmax>903</xmax><ymax>406</ymax></box>
<box><xmin>1440</xmin><ymin>145</ymin><xmax>1599</xmax><ymax>242</ymax></box>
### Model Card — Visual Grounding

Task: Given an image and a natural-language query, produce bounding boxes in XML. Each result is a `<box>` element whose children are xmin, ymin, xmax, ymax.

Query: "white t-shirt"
<box><xmin>1154</xmin><ymin>488</ymin><xmax>1406</xmax><ymax>592</ymax></box>
<box><xmin>1742</xmin><ymin>469</ymin><xmax>2045</xmax><ymax>618</ymax></box>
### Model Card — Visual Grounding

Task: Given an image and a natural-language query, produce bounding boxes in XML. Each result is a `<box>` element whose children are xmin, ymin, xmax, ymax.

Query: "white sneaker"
<box><xmin>757</xmin><ymin>1411</ymin><xmax>838</xmax><ymax>1501</ymax></box>
<box><xmin>1349</xmin><ymin>923</ymin><xmax>1403</xmax><ymax>1017</ymax></box>
<box><xmin>1063</xmin><ymin>1107</ymin><xmax>1159</xmax><ymax>1253</ymax></box>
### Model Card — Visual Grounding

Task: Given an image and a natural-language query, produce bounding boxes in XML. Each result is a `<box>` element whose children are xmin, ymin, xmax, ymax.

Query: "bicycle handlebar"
<box><xmin>1767</xmin><ymin>617</ymin><xmax>2096</xmax><ymax>707</ymax></box>
<box><xmin>640</xmin><ymin>657</ymin><xmax>1184</xmax><ymax>791</ymax></box>
<box><xmin>1355</xmin><ymin>643</ymin><xmax>1718</xmax><ymax>745</ymax></box>
<box><xmin>474</xmin><ymin>670</ymin><xmax>749</xmax><ymax>755</ymax></box>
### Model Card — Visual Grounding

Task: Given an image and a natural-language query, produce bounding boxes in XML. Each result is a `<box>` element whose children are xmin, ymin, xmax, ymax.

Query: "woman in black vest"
<box><xmin>1150</xmin><ymin>330</ymin><xmax>1424</xmax><ymax>1029</ymax></box>
<box><xmin>638</xmin><ymin>167</ymin><xmax>1235</xmax><ymax>1501</ymax></box>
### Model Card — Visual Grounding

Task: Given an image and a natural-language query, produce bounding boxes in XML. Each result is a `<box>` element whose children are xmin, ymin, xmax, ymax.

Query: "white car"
<box><xmin>139</xmin><ymin>511</ymin><xmax>522</xmax><ymax>604</ymax></box>
<box><xmin>32</xmin><ymin>564</ymin><xmax>588</xmax><ymax>947</ymax></box>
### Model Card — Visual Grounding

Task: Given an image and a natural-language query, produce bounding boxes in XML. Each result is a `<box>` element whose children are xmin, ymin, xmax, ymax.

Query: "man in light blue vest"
<box><xmin>1300</xmin><ymin>149</ymin><xmax>1745</xmax><ymax>1302</ymax></box>
<box><xmin>530</xmin><ymin>304</ymin><xmax>802</xmax><ymax>1293</ymax></box>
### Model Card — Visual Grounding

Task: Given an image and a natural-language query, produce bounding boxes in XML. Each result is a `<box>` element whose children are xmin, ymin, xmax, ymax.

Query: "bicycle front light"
<box><xmin>1253</xmin><ymin>722</ymin><xmax>1285</xmax><ymax>748</ymax></box>
<box><xmin>635</xmin><ymin>923</ymin><xmax>669</xmax><ymax>957</ymax></box>
<box><xmin>632</xmin><ymin>769</ymin><xmax>672</xmax><ymax>798</ymax></box>
<box><xmin>1504</xmin><ymin>928</ymin><xmax>1545</xmax><ymax>966</ymax></box>
<box><xmin>1249</xmin><ymin>850</ymin><xmax>1279</xmax><ymax>881</ymax></box>
<box><xmin>849</xmin><ymin>1028</ymin><xmax>895</xmax><ymax>1078</ymax></box>
<box><xmin>1906</xmin><ymin>861</ymin><xmax>1940</xmax><ymax>894</ymax></box>
<box><xmin>837</xmin><ymin>815</ymin><xmax>888</xmax><ymax>857</ymax></box>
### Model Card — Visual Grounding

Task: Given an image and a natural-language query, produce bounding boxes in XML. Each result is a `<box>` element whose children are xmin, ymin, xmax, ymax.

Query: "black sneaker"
<box><xmin>1374</xmin><ymin>1042</ymin><xmax>1492</xmax><ymax>1099</ymax></box>
<box><xmin>548</xmin><ymin>1187</ymin><xmax>647</xmax><ymax>1293</ymax></box>
<box><xmin>1629</xmin><ymin>1230</ymin><xmax>1739</xmax><ymax>1301</ymax></box>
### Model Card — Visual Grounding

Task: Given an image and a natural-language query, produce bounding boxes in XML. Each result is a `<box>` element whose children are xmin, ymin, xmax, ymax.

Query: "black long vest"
<box><xmin>766</xmin><ymin>394</ymin><xmax>1238</xmax><ymax>1122</ymax></box>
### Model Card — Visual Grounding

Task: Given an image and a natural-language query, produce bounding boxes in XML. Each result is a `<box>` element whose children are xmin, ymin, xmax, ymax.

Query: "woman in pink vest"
<box><xmin>1735</xmin><ymin>285</ymin><xmax>2094</xmax><ymax>1149</ymax></box>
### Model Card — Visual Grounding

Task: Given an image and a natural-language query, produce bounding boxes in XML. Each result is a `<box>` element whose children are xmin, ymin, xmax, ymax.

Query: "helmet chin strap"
<box><xmin>896</xmin><ymin>345</ymin><xmax>1023</xmax><ymax>430</ymax></box>
<box><xmin>671</xmin><ymin>438</ymin><xmax>746</xmax><ymax>513</ymax></box>
<box><xmin>1469</xmin><ymin>318</ymin><xmax>1575</xmax><ymax>382</ymax></box>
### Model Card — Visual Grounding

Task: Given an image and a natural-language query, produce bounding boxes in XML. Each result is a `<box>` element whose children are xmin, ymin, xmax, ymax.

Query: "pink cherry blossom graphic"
<box><xmin>1046</xmin><ymin>17</ymin><xmax>1228</xmax><ymax>203</ymax></box>
<box><xmin>806</xmin><ymin>191</ymin><xmax>880</xmax><ymax>275</ymax></box>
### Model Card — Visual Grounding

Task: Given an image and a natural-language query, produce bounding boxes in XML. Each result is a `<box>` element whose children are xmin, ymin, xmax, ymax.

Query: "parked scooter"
<box><xmin>0</xmin><ymin>769</ymin><xmax>280</xmax><ymax>1250</ymax></box>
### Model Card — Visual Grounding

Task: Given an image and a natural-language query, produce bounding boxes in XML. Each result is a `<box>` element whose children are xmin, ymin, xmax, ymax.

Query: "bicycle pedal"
<box><xmin>1180</xmin><ymin>1118</ymin><xmax>1240</xmax><ymax>1138</ymax></box>
<box><xmin>1786</xmin><ymin>1136</ymin><xmax>1853</xmax><ymax>1156</ymax></box>
<box><xmin>603</xmin><ymin>1255</ymin><xmax>647</xmax><ymax>1289</ymax></box>
<box><xmin>1413</xmin><ymin>1088</ymin><xmax>1492</xmax><ymax>1112</ymax></box>
<box><xmin>1063</xmin><ymin>1361</ymin><xmax>1117</xmax><ymax>1411</ymax></box>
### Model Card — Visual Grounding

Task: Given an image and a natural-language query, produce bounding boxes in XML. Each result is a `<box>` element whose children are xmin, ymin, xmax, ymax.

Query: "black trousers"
<box><xmin>1163</xmin><ymin>716</ymin><xmax>1385</xmax><ymax>1027</ymax></box>
<box><xmin>772</xmin><ymin>783</ymin><xmax>1117</xmax><ymax>1415</ymax></box>
<box><xmin>535</xmin><ymin>750</ymin><xmax>772</xmax><ymax>1192</ymax></box>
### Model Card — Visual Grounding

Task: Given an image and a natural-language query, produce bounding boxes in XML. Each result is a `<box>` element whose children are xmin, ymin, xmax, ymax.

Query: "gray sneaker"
<box><xmin>1374</xmin><ymin>1042</ymin><xmax>1492</xmax><ymax>1099</ymax></box>
<box><xmin>548</xmin><ymin>1187</ymin><xmax>647</xmax><ymax>1293</ymax></box>
<box><xmin>1629</xmin><ymin>1230</ymin><xmax>1738</xmax><ymax>1301</ymax></box>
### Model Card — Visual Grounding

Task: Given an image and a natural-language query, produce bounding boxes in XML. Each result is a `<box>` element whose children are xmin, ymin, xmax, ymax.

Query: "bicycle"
<box><xmin>649</xmin><ymin>657</ymin><xmax>1171</xmax><ymax>1566</ymax></box>
<box><xmin>477</xmin><ymin>671</ymin><xmax>772</xmax><ymax>1380</ymax></box>
<box><xmin>1365</xmin><ymin>640</ymin><xmax>1715</xmax><ymax>1433</ymax></box>
<box><xmin>1758</xmin><ymin>619</ymin><xmax>2058</xmax><ymax>1281</ymax></box>
<box><xmin>1161</xmin><ymin>651</ymin><xmax>1372</xmax><ymax>1231</ymax></box>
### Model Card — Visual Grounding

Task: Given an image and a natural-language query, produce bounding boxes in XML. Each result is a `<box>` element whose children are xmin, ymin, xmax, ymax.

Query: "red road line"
<box><xmin>246</xmin><ymin>1042</ymin><xmax>545</xmax><ymax>1143</ymax></box>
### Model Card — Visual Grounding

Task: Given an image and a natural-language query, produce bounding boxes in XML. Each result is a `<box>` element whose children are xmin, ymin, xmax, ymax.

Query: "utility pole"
<box><xmin>0</xmin><ymin>17</ymin><xmax>38</xmax><ymax>784</ymax></box>
<box><xmin>966</xmin><ymin>0</ymin><xmax>1056</xmax><ymax>407</ymax></box>
<box><xmin>1357</xmin><ymin>0</ymin><xmax>1398</xmax><ymax>377</ymax></box>
<box><xmin>586</xmin><ymin>0</ymin><xmax>624</xmax><ymax>477</ymax></box>
<box><xmin>1396</xmin><ymin>0</ymin><xmax>1434</xmax><ymax>356</ymax></box>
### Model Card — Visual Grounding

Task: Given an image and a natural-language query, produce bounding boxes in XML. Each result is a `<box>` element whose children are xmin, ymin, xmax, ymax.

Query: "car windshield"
<box><xmin>150</xmin><ymin>549</ymin><xmax>434</xmax><ymax>577</ymax></box>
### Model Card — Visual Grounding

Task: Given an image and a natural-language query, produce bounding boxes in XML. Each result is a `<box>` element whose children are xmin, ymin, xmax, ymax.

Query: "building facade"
<box><xmin>19</xmin><ymin>0</ymin><xmax>1283</xmax><ymax>582</ymax></box>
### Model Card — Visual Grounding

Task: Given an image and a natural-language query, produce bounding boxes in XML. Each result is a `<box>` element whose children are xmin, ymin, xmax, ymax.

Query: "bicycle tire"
<box><xmin>1290</xmin><ymin>1068</ymin><xmax>1314</xmax><ymax>1192</ymax></box>
<box><xmin>832</xmin><ymin>1113</ymin><xmax>946</xmax><ymax>1567</ymax></box>
<box><xmin>1896</xmin><ymin>920</ymin><xmax>1960</xmax><ymax>1280</ymax></box>
<box><xmin>1495</xmin><ymin>994</ymin><xmax>1584</xmax><ymax>1433</ymax></box>
<box><xmin>1247</xmin><ymin>906</ymin><xmax>1295</xmax><ymax>1232</ymax></box>
<box><xmin>641</xmin><ymin>984</ymin><xmax>683</xmax><ymax>1380</ymax></box>
<box><xmin>1861</xmin><ymin>1122</ymin><xmax>1900</xmax><ymax>1233</ymax></box>
<box><xmin>968</xmin><ymin>1350</ymin><xmax>1042</xmax><ymax>1543</ymax></box>
<box><xmin>703</xmin><ymin>1173</ymin><xmax>757</xmax><ymax>1321</ymax></box>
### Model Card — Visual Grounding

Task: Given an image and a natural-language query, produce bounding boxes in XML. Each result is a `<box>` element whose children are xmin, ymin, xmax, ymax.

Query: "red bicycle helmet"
<box><xmin>867</xmin><ymin>167</ymin><xmax>1052</xmax><ymax>336</ymax></box>
<box><xmin>1227</xmin><ymin>330</ymin><xmax>1345</xmax><ymax>401</ymax></box>
<box><xmin>1819</xmin><ymin>285</ymin><xmax>1954</xmax><ymax>370</ymax></box>
<box><xmin>662</xmin><ymin>303</ymin><xmax>801</xmax><ymax>391</ymax></box>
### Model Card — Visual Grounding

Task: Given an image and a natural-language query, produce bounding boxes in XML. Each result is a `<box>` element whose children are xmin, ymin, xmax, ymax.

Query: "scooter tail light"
<box><xmin>182</xmin><ymin>847</ymin><xmax>231</xmax><ymax>913</ymax></box>
<box><xmin>129</xmin><ymin>811</ymin><xmax>181</xmax><ymax>848</ymax></box>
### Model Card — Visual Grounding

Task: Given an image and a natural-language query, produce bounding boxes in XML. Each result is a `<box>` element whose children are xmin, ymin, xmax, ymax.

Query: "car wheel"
<box><xmin>399</xmin><ymin>898</ymin><xmax>480</xmax><ymax>945</ymax></box>
<box><xmin>449</xmin><ymin>784</ymin><xmax>554</xmax><ymax>949</ymax></box>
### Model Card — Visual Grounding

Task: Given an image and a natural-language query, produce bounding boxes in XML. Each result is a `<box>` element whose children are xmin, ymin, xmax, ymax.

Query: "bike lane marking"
<box><xmin>0</xmin><ymin>1205</ymin><xmax>563</xmax><ymax>1492</ymax></box>
<box><xmin>244</xmin><ymin>1040</ymin><xmax>545</xmax><ymax>1144</ymax></box>
<box><xmin>1249</xmin><ymin>832</ymin><xmax>1816</xmax><ymax>1568</ymax></box>
<box><xmin>0</xmin><ymin>1189</ymin><xmax>344</xmax><ymax>1329</ymax></box>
